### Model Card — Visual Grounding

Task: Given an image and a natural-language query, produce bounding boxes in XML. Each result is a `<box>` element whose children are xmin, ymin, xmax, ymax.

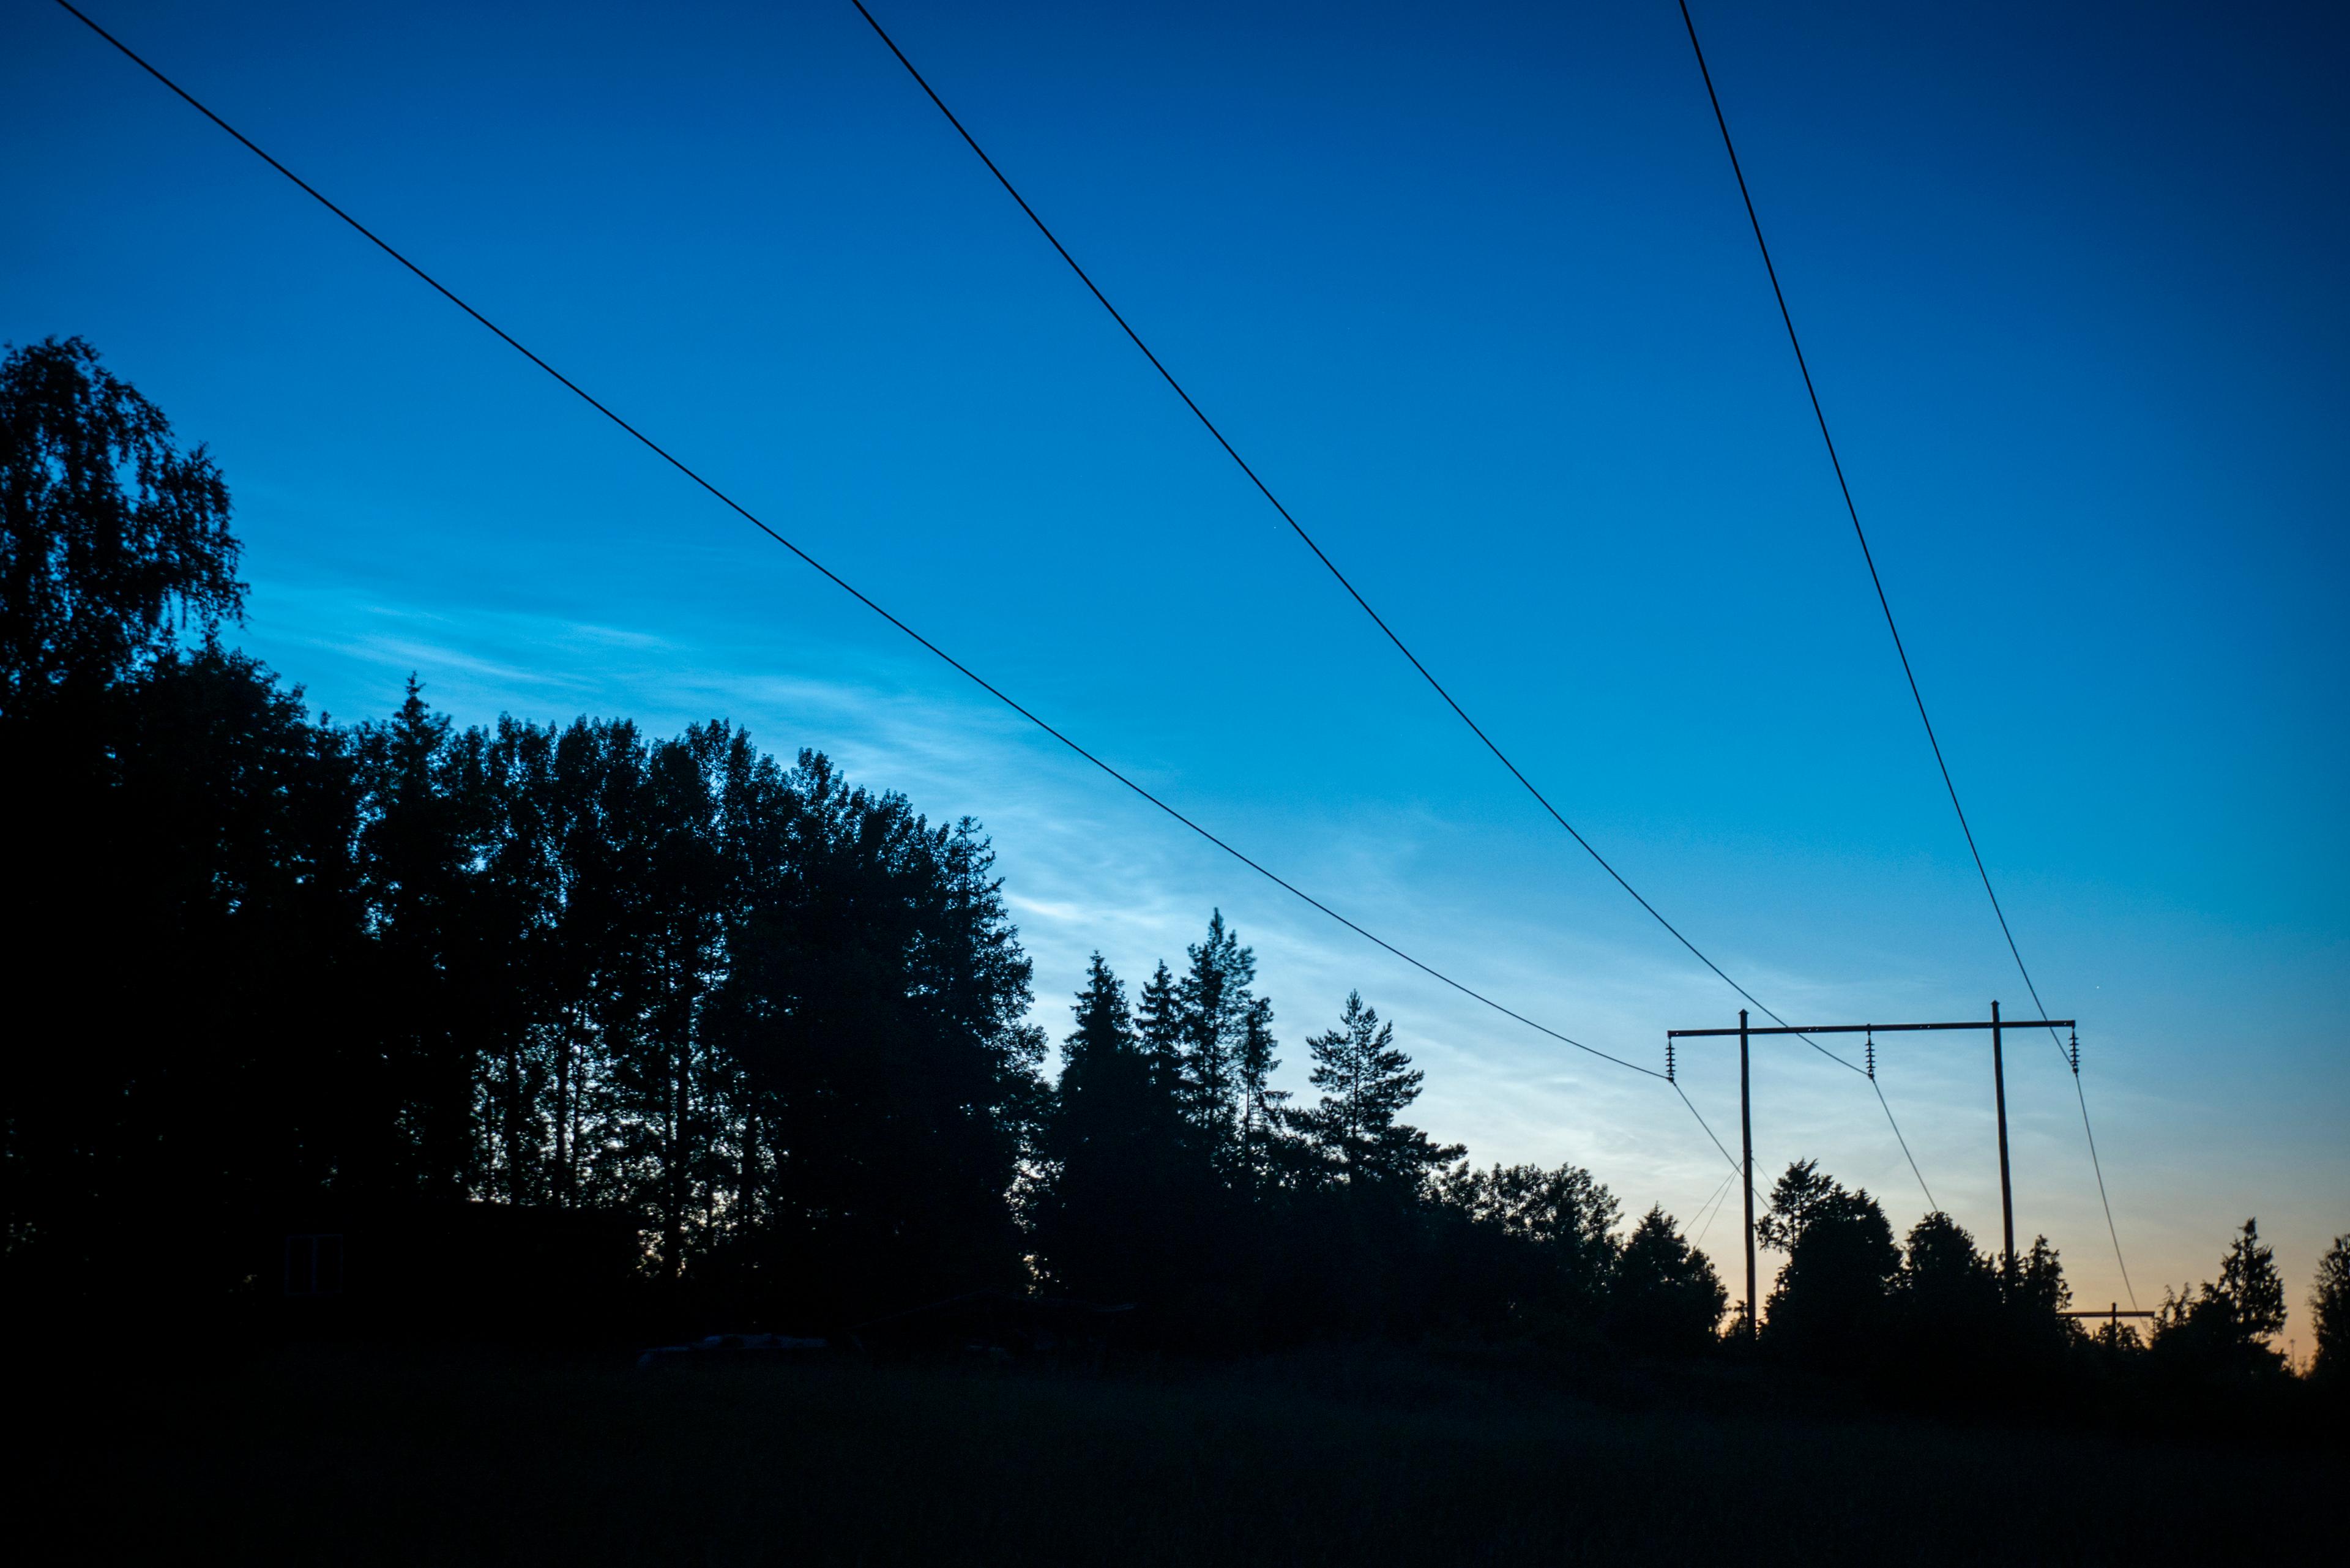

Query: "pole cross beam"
<box><xmin>1666</xmin><ymin>1019</ymin><xmax>2073</xmax><ymax>1037</ymax></box>
<box><xmin>2062</xmin><ymin>1302</ymin><xmax>2155</xmax><ymax>1343</ymax></box>
<box><xmin>1667</xmin><ymin>1004</ymin><xmax>2078</xmax><ymax>1338</ymax></box>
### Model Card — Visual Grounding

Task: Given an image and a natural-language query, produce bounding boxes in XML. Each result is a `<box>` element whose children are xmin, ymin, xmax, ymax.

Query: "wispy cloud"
<box><xmin>233</xmin><ymin>567</ymin><xmax>2163</xmax><ymax>1287</ymax></box>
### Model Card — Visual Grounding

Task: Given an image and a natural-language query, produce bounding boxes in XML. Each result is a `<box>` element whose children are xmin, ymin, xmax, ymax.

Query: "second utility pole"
<box><xmin>1739</xmin><ymin>1008</ymin><xmax>1755</xmax><ymax>1335</ymax></box>
<box><xmin>1991</xmin><ymin>999</ymin><xmax>2015</xmax><ymax>1276</ymax></box>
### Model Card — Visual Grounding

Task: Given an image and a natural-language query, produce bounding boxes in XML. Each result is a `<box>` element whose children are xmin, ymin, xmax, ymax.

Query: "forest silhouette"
<box><xmin>3</xmin><ymin>337</ymin><xmax>2341</xmax><ymax>1422</ymax></box>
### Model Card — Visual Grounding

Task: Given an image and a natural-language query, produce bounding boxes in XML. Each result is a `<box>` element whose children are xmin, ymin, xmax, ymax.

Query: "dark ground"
<box><xmin>13</xmin><ymin>1341</ymin><xmax>2335</xmax><ymax>1565</ymax></box>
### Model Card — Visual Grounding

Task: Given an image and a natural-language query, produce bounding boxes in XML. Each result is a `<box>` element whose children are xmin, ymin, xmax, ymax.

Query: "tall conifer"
<box><xmin>1297</xmin><ymin>992</ymin><xmax>1461</xmax><ymax>1193</ymax></box>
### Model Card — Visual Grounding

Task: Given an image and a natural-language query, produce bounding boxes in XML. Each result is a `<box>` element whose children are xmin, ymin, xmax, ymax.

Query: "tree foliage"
<box><xmin>1607</xmin><ymin>1208</ymin><xmax>1728</xmax><ymax>1354</ymax></box>
<box><xmin>2152</xmin><ymin>1219</ymin><xmax>2290</xmax><ymax>1380</ymax></box>
<box><xmin>2311</xmin><ymin>1233</ymin><xmax>2350</xmax><ymax>1389</ymax></box>
<box><xmin>1761</xmin><ymin>1162</ymin><xmax>1899</xmax><ymax>1368</ymax></box>
<box><xmin>0</xmin><ymin>336</ymin><xmax>242</xmax><ymax>717</ymax></box>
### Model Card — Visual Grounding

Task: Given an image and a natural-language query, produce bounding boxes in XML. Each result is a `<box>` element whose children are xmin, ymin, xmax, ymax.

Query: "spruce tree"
<box><xmin>1234</xmin><ymin>995</ymin><xmax>1290</xmax><ymax>1193</ymax></box>
<box><xmin>2311</xmin><ymin>1233</ymin><xmax>2349</xmax><ymax>1386</ymax></box>
<box><xmin>1059</xmin><ymin>955</ymin><xmax>1137</xmax><ymax>1118</ymax></box>
<box><xmin>354</xmin><ymin>676</ymin><xmax>484</xmax><ymax>1197</ymax></box>
<box><xmin>1132</xmin><ymin>961</ymin><xmax>1186</xmax><ymax>1100</ymax></box>
<box><xmin>2152</xmin><ymin>1217</ymin><xmax>2292</xmax><ymax>1377</ymax></box>
<box><xmin>1037</xmin><ymin>955</ymin><xmax>1194</xmax><ymax>1302</ymax></box>
<box><xmin>1174</xmin><ymin>910</ymin><xmax>1255</xmax><ymax>1150</ymax></box>
<box><xmin>2213</xmin><ymin>1218</ymin><xmax>2288</xmax><ymax>1340</ymax></box>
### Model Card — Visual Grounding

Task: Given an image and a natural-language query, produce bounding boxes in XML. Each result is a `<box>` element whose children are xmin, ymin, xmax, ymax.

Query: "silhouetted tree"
<box><xmin>1898</xmin><ymin>1211</ymin><xmax>2001</xmax><ymax>1324</ymax></box>
<box><xmin>0</xmin><ymin>335</ymin><xmax>241</xmax><ymax>719</ymax></box>
<box><xmin>1886</xmin><ymin>1210</ymin><xmax>2002</xmax><ymax>1389</ymax></box>
<box><xmin>2005</xmin><ymin>1235</ymin><xmax>2077</xmax><ymax>1357</ymax></box>
<box><xmin>1233</xmin><ymin>995</ymin><xmax>1290</xmax><ymax>1197</ymax></box>
<box><xmin>1295</xmin><ymin>992</ymin><xmax>1463</xmax><ymax>1195</ymax></box>
<box><xmin>352</xmin><ymin>678</ymin><xmax>490</xmax><ymax>1198</ymax></box>
<box><xmin>1607</xmin><ymin>1207</ymin><xmax>1727</xmax><ymax>1355</ymax></box>
<box><xmin>2152</xmin><ymin>1218</ymin><xmax>2289</xmax><ymax>1380</ymax></box>
<box><xmin>604</xmin><ymin>728</ymin><xmax>729</xmax><ymax>1280</ymax></box>
<box><xmin>1175</xmin><ymin>911</ymin><xmax>1255</xmax><ymax>1163</ymax></box>
<box><xmin>1761</xmin><ymin>1163</ymin><xmax>1898</xmax><ymax>1370</ymax></box>
<box><xmin>2215</xmin><ymin>1219</ymin><xmax>2288</xmax><ymax>1340</ymax></box>
<box><xmin>1754</xmin><ymin>1158</ymin><xmax>1839</xmax><ymax>1255</ymax></box>
<box><xmin>2</xmin><ymin>340</ymin><xmax>364</xmax><ymax>1312</ymax></box>
<box><xmin>2310</xmin><ymin>1233</ymin><xmax>2349</xmax><ymax>1389</ymax></box>
<box><xmin>1427</xmin><ymin>1160</ymin><xmax>1621</xmax><ymax>1337</ymax></box>
<box><xmin>1132</xmin><ymin>961</ymin><xmax>1185</xmax><ymax>1105</ymax></box>
<box><xmin>1034</xmin><ymin>955</ymin><xmax>1197</xmax><ymax>1303</ymax></box>
<box><xmin>709</xmin><ymin>753</ymin><xmax>1044</xmax><ymax>1320</ymax></box>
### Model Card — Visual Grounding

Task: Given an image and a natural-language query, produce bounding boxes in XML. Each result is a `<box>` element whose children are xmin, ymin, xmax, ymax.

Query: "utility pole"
<box><xmin>1666</xmin><ymin>1007</ymin><xmax>2073</xmax><ymax>1327</ymax></box>
<box><xmin>1739</xmin><ymin>1009</ymin><xmax>1755</xmax><ymax>1337</ymax></box>
<box><xmin>1991</xmin><ymin>999</ymin><xmax>2015</xmax><ymax>1278</ymax></box>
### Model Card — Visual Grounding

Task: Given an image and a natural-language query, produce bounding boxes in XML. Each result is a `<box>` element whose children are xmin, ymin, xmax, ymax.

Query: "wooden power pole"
<box><xmin>1739</xmin><ymin>1009</ymin><xmax>1755</xmax><ymax>1335</ymax></box>
<box><xmin>1991</xmin><ymin>999</ymin><xmax>2014</xmax><ymax>1276</ymax></box>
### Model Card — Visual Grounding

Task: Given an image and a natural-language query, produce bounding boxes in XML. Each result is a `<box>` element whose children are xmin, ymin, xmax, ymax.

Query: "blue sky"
<box><xmin>8</xmin><ymin>0</ymin><xmax>2344</xmax><ymax>1343</ymax></box>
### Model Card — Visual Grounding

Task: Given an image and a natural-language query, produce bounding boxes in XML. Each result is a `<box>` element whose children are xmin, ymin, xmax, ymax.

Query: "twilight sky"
<box><xmin>7</xmin><ymin>0</ymin><xmax>2344</xmax><ymax>1344</ymax></box>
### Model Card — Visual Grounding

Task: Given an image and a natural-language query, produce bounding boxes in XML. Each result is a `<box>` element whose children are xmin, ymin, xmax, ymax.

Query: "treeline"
<box><xmin>1744</xmin><ymin>1160</ymin><xmax>2350</xmax><ymax>1410</ymax></box>
<box><xmin>0</xmin><ymin>338</ymin><xmax>1014</xmax><ymax>1317</ymax></box>
<box><xmin>0</xmin><ymin>336</ymin><xmax>1719</xmax><ymax>1340</ymax></box>
<box><xmin>5</xmin><ymin>337</ymin><xmax>2343</xmax><ymax>1409</ymax></box>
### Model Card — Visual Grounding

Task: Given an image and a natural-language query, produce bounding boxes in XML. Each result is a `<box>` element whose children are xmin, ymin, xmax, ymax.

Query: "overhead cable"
<box><xmin>50</xmin><ymin>1</ymin><xmax>1758</xmax><ymax>1185</ymax></box>
<box><xmin>845</xmin><ymin>1</ymin><xmax>1934</xmax><ymax>1201</ymax></box>
<box><xmin>1673</xmin><ymin>0</ymin><xmax>2132</xmax><ymax>1302</ymax></box>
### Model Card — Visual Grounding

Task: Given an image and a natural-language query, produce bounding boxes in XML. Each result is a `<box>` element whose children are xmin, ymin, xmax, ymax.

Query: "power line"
<box><xmin>1673</xmin><ymin>0</ymin><xmax>2132</xmax><ymax>1304</ymax></box>
<box><xmin>48</xmin><ymin>1</ymin><xmax>1734</xmax><ymax>1145</ymax></box>
<box><xmin>845</xmin><ymin>0</ymin><xmax>1934</xmax><ymax>1204</ymax></box>
<box><xmin>1688</xmin><ymin>1167</ymin><xmax>1737</xmax><ymax>1250</ymax></box>
<box><xmin>1872</xmin><ymin>1075</ymin><xmax>1937</xmax><ymax>1214</ymax></box>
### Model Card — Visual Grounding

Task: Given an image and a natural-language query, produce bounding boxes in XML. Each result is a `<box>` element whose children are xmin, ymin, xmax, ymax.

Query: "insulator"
<box><xmin>1865</xmin><ymin>1031</ymin><xmax>1874</xmax><ymax>1080</ymax></box>
<box><xmin>2069</xmin><ymin>1029</ymin><xmax>2080</xmax><ymax>1075</ymax></box>
<box><xmin>1666</xmin><ymin>1039</ymin><xmax>1676</xmax><ymax>1083</ymax></box>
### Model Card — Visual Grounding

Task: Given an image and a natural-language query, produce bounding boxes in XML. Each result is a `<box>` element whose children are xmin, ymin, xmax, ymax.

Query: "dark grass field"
<box><xmin>15</xmin><ymin>1342</ymin><xmax>2334</xmax><ymax>1565</ymax></box>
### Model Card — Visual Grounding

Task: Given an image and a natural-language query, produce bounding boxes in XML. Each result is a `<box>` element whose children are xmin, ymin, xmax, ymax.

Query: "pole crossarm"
<box><xmin>1667</xmin><ymin>1019</ymin><xmax>2072</xmax><ymax>1038</ymax></box>
<box><xmin>1668</xmin><ymin>1004</ymin><xmax>2076</xmax><ymax>1313</ymax></box>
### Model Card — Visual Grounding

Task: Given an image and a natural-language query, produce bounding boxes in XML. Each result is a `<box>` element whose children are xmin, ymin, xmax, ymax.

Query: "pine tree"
<box><xmin>1296</xmin><ymin>991</ymin><xmax>1463</xmax><ymax>1193</ymax></box>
